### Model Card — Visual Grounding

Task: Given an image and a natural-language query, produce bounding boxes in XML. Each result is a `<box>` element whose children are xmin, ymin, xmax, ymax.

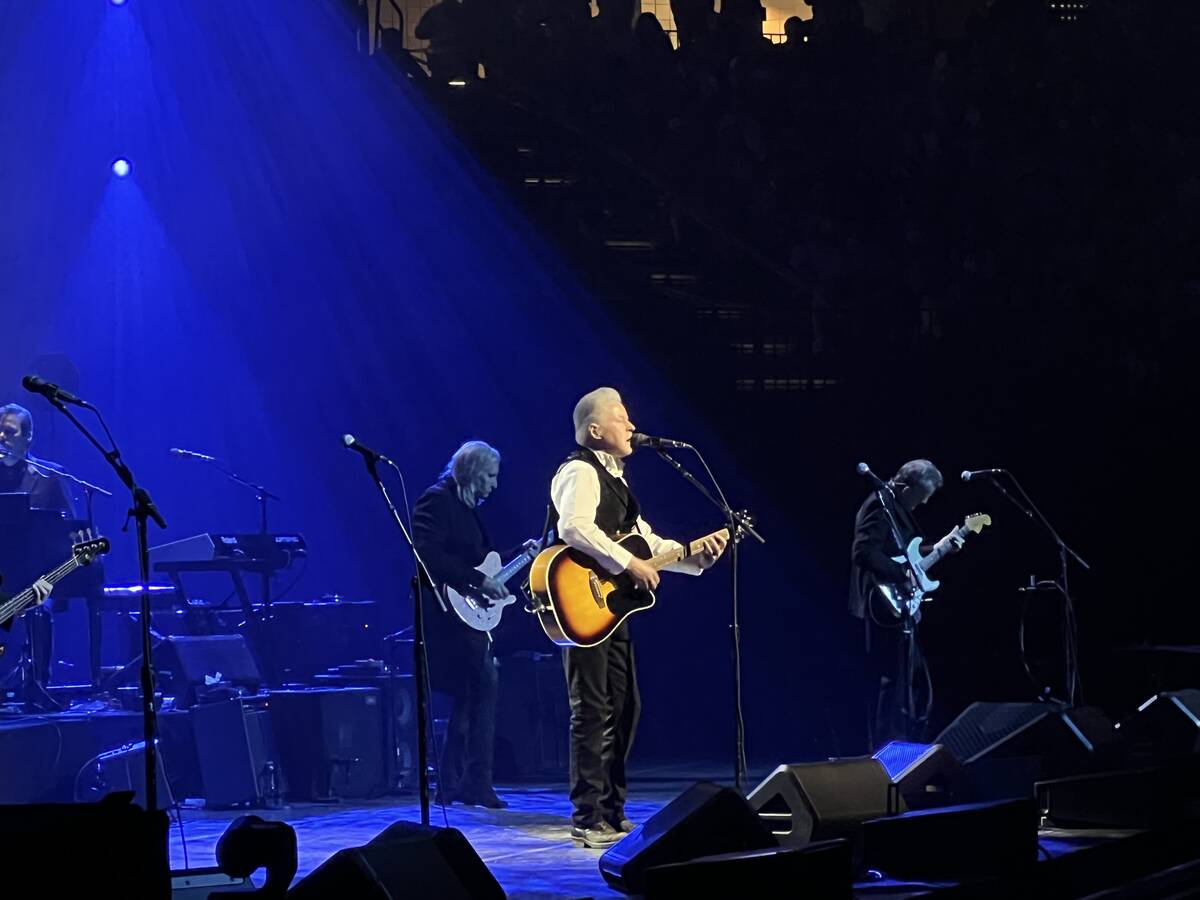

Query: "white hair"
<box><xmin>573</xmin><ymin>387</ymin><xmax>623</xmax><ymax>445</ymax></box>
<box><xmin>440</xmin><ymin>440</ymin><xmax>500</xmax><ymax>507</ymax></box>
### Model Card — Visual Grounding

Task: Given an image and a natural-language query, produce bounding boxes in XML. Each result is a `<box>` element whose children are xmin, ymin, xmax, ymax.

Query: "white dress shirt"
<box><xmin>551</xmin><ymin>448</ymin><xmax>703</xmax><ymax>576</ymax></box>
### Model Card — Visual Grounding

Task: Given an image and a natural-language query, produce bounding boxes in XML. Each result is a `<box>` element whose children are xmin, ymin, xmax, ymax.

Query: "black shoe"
<box><xmin>460</xmin><ymin>789</ymin><xmax>508</xmax><ymax>809</ymax></box>
<box><xmin>575</xmin><ymin>820</ymin><xmax>625</xmax><ymax>849</ymax></box>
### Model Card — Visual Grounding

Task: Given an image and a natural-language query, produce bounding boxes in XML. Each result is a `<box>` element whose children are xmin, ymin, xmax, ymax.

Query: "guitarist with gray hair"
<box><xmin>549</xmin><ymin>387</ymin><xmax>726</xmax><ymax>848</ymax></box>
<box><xmin>850</xmin><ymin>459</ymin><xmax>962</xmax><ymax>746</ymax></box>
<box><xmin>412</xmin><ymin>440</ymin><xmax>509</xmax><ymax>809</ymax></box>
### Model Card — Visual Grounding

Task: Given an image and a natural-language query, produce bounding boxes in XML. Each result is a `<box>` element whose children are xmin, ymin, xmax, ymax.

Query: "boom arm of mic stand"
<box><xmin>654</xmin><ymin>449</ymin><xmax>765</xmax><ymax>544</ymax></box>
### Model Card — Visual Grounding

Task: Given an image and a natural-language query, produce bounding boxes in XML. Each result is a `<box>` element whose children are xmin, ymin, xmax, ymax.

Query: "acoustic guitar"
<box><xmin>528</xmin><ymin>528</ymin><xmax>729</xmax><ymax>647</ymax></box>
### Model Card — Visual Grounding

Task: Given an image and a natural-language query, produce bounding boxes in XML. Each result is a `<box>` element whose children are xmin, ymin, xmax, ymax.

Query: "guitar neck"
<box><xmin>0</xmin><ymin>556</ymin><xmax>82</xmax><ymax>624</ymax></box>
<box><xmin>646</xmin><ymin>529</ymin><xmax>729</xmax><ymax>572</ymax></box>
<box><xmin>920</xmin><ymin>524</ymin><xmax>971</xmax><ymax>572</ymax></box>
<box><xmin>496</xmin><ymin>548</ymin><xmax>536</xmax><ymax>586</ymax></box>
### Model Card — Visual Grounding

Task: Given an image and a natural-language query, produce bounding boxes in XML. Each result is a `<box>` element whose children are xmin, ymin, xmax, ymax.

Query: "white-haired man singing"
<box><xmin>550</xmin><ymin>387</ymin><xmax>726</xmax><ymax>848</ymax></box>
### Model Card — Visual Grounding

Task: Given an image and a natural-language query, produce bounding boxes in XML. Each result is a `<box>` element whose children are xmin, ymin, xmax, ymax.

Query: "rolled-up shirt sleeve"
<box><xmin>635</xmin><ymin>517</ymin><xmax>704</xmax><ymax>575</ymax></box>
<box><xmin>551</xmin><ymin>461</ymin><xmax>634</xmax><ymax>574</ymax></box>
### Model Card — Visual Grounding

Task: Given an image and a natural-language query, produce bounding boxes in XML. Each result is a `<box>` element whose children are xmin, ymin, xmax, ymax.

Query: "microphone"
<box><xmin>856</xmin><ymin>462</ymin><xmax>888</xmax><ymax>489</ymax></box>
<box><xmin>22</xmin><ymin>375</ymin><xmax>90</xmax><ymax>408</ymax></box>
<box><xmin>631</xmin><ymin>433</ymin><xmax>691</xmax><ymax>450</ymax></box>
<box><xmin>169</xmin><ymin>447</ymin><xmax>217</xmax><ymax>463</ymax></box>
<box><xmin>961</xmin><ymin>469</ymin><xmax>1005</xmax><ymax>482</ymax></box>
<box><xmin>342</xmin><ymin>434</ymin><xmax>392</xmax><ymax>465</ymax></box>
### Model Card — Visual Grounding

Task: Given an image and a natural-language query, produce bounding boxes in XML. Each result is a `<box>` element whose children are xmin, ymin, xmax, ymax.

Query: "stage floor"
<box><xmin>168</xmin><ymin>771</ymin><xmax>706</xmax><ymax>899</ymax></box>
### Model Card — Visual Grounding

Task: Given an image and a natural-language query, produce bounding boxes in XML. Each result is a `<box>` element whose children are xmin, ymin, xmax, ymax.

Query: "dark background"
<box><xmin>0</xmin><ymin>1</ymin><xmax>1194</xmax><ymax>770</ymax></box>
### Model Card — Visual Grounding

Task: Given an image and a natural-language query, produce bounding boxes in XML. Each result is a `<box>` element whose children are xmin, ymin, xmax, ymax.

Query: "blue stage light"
<box><xmin>110</xmin><ymin>0</ymin><xmax>128</xmax><ymax>6</ymax></box>
<box><xmin>111</xmin><ymin>158</ymin><xmax>131</xmax><ymax>178</ymax></box>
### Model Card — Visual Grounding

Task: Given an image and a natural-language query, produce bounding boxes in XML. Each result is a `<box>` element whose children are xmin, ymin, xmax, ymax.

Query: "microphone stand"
<box><xmin>36</xmin><ymin>396</ymin><xmax>167</xmax><ymax>816</ymax></box>
<box><xmin>979</xmin><ymin>472</ymin><xmax>1089</xmax><ymax>705</ymax></box>
<box><xmin>349</xmin><ymin>450</ymin><xmax>438</xmax><ymax>825</ymax></box>
<box><xmin>185</xmin><ymin>453</ymin><xmax>283</xmax><ymax>685</ymax></box>
<box><xmin>653</xmin><ymin>447</ymin><xmax>763</xmax><ymax>792</ymax></box>
<box><xmin>859</xmin><ymin>465</ymin><xmax>928</xmax><ymax>743</ymax></box>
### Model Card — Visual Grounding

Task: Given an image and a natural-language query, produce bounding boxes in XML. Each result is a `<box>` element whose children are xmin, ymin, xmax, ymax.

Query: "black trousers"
<box><xmin>563</xmin><ymin>624</ymin><xmax>640</xmax><ymax>828</ymax></box>
<box><xmin>864</xmin><ymin>617</ymin><xmax>928</xmax><ymax>748</ymax></box>
<box><xmin>428</xmin><ymin>622</ymin><xmax>498</xmax><ymax>798</ymax></box>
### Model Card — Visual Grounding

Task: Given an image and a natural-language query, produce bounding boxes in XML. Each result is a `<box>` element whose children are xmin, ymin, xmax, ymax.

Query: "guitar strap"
<box><xmin>873</xmin><ymin>485</ymin><xmax>922</xmax><ymax>625</ymax></box>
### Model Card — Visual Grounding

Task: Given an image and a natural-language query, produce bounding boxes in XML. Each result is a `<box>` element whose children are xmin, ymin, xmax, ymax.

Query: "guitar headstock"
<box><xmin>963</xmin><ymin>513</ymin><xmax>992</xmax><ymax>534</ymax></box>
<box><xmin>70</xmin><ymin>528</ymin><xmax>111</xmax><ymax>565</ymax></box>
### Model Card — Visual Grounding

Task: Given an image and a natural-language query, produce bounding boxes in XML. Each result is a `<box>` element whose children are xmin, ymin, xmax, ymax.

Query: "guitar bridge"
<box><xmin>588</xmin><ymin>572</ymin><xmax>606</xmax><ymax>609</ymax></box>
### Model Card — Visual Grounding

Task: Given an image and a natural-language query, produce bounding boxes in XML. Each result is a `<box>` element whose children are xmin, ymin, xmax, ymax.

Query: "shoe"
<box><xmin>460</xmin><ymin>789</ymin><xmax>508</xmax><ymax>809</ymax></box>
<box><xmin>575</xmin><ymin>820</ymin><xmax>625</xmax><ymax>849</ymax></box>
<box><xmin>611</xmin><ymin>818</ymin><xmax>636</xmax><ymax>833</ymax></box>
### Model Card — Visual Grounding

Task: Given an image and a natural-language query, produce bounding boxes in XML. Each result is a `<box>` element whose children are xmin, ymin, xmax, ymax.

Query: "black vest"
<box><xmin>550</xmin><ymin>448</ymin><xmax>641</xmax><ymax>538</ymax></box>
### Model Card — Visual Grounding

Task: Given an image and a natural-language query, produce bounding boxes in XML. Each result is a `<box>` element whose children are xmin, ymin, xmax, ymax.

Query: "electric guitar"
<box><xmin>528</xmin><ymin>528</ymin><xmax>730</xmax><ymax>647</ymax></box>
<box><xmin>874</xmin><ymin>513</ymin><xmax>991</xmax><ymax>621</ymax></box>
<box><xmin>442</xmin><ymin>531</ymin><xmax>554</xmax><ymax>633</ymax></box>
<box><xmin>0</xmin><ymin>533</ymin><xmax>111</xmax><ymax>652</ymax></box>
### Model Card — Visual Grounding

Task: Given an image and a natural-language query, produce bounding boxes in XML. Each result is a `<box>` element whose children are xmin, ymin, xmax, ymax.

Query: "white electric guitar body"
<box><xmin>442</xmin><ymin>531</ymin><xmax>553</xmax><ymax>633</ymax></box>
<box><xmin>875</xmin><ymin>513</ymin><xmax>992</xmax><ymax>621</ymax></box>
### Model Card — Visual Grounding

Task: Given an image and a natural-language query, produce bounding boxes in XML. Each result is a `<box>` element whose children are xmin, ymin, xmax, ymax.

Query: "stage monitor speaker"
<box><xmin>191</xmin><ymin>697</ymin><xmax>285</xmax><ymax>808</ymax></box>
<box><xmin>154</xmin><ymin>634</ymin><xmax>262</xmax><ymax>708</ymax></box>
<box><xmin>934</xmin><ymin>702</ymin><xmax>1118</xmax><ymax>776</ymax></box>
<box><xmin>171</xmin><ymin>867</ymin><xmax>255</xmax><ymax>897</ymax></box>
<box><xmin>747</xmin><ymin>758</ymin><xmax>892</xmax><ymax>847</ymax></box>
<box><xmin>871</xmin><ymin>741</ymin><xmax>962</xmax><ymax>808</ymax></box>
<box><xmin>861</xmin><ymin>797</ymin><xmax>1039</xmax><ymax>882</ymax></box>
<box><xmin>1117</xmin><ymin>689</ymin><xmax>1200</xmax><ymax>755</ymax></box>
<box><xmin>286</xmin><ymin>821</ymin><xmax>504</xmax><ymax>899</ymax></box>
<box><xmin>269</xmin><ymin>687</ymin><xmax>385</xmax><ymax>800</ymax></box>
<box><xmin>1037</xmin><ymin>758</ymin><xmax>1200</xmax><ymax>829</ymax></box>
<box><xmin>0</xmin><ymin>793</ymin><xmax>169</xmax><ymax>896</ymax></box>
<box><xmin>643</xmin><ymin>839</ymin><xmax>852</xmax><ymax>900</ymax></box>
<box><xmin>599</xmin><ymin>782</ymin><xmax>776</xmax><ymax>895</ymax></box>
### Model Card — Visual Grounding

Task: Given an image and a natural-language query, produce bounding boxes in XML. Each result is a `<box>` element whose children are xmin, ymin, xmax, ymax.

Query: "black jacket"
<box><xmin>412</xmin><ymin>477</ymin><xmax>493</xmax><ymax>596</ymax></box>
<box><xmin>848</xmin><ymin>489</ymin><xmax>924</xmax><ymax>620</ymax></box>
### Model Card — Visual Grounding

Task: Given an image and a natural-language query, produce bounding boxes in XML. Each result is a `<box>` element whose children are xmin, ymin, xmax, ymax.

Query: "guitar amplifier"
<box><xmin>313</xmin><ymin>672</ymin><xmax>416</xmax><ymax>792</ymax></box>
<box><xmin>249</xmin><ymin>599</ymin><xmax>384</xmax><ymax>682</ymax></box>
<box><xmin>269</xmin><ymin>688</ymin><xmax>386</xmax><ymax>800</ymax></box>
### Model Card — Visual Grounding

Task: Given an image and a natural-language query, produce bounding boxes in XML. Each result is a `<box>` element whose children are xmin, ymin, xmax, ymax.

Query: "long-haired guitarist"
<box><xmin>412</xmin><ymin>440</ymin><xmax>508</xmax><ymax>809</ymax></box>
<box><xmin>550</xmin><ymin>387</ymin><xmax>726</xmax><ymax>849</ymax></box>
<box><xmin>850</xmin><ymin>459</ymin><xmax>961</xmax><ymax>747</ymax></box>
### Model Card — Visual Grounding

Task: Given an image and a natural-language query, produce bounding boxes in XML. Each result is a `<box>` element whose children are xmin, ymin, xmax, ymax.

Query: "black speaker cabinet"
<box><xmin>747</xmin><ymin>758</ymin><xmax>892</xmax><ymax>847</ymax></box>
<box><xmin>861</xmin><ymin>798</ymin><xmax>1039</xmax><ymax>881</ymax></box>
<box><xmin>269</xmin><ymin>687</ymin><xmax>386</xmax><ymax>800</ymax></box>
<box><xmin>872</xmin><ymin>741</ymin><xmax>963</xmax><ymax>808</ymax></box>
<box><xmin>1037</xmin><ymin>758</ymin><xmax>1200</xmax><ymax>829</ymax></box>
<box><xmin>0</xmin><ymin>794</ymin><xmax>169</xmax><ymax>896</ymax></box>
<box><xmin>1118</xmin><ymin>689</ymin><xmax>1200</xmax><ymax>755</ymax></box>
<box><xmin>312</xmin><ymin>673</ymin><xmax>416</xmax><ymax>792</ymax></box>
<box><xmin>191</xmin><ymin>696</ymin><xmax>285</xmax><ymax>808</ymax></box>
<box><xmin>934</xmin><ymin>702</ymin><xmax>1119</xmax><ymax>777</ymax></box>
<box><xmin>598</xmin><ymin>782</ymin><xmax>776</xmax><ymax>895</ymax></box>
<box><xmin>153</xmin><ymin>634</ymin><xmax>262</xmax><ymax>708</ymax></box>
<box><xmin>286</xmin><ymin>821</ymin><xmax>504</xmax><ymax>899</ymax></box>
<box><xmin>643</xmin><ymin>840</ymin><xmax>852</xmax><ymax>900</ymax></box>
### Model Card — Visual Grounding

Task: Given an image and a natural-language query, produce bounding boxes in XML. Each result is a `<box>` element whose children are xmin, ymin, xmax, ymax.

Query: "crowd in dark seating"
<box><xmin>384</xmin><ymin>0</ymin><xmax>1197</xmax><ymax>388</ymax></box>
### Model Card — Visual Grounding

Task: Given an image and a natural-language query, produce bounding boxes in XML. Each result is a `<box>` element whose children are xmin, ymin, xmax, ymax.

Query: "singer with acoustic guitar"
<box><xmin>545</xmin><ymin>387</ymin><xmax>726</xmax><ymax>849</ymax></box>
